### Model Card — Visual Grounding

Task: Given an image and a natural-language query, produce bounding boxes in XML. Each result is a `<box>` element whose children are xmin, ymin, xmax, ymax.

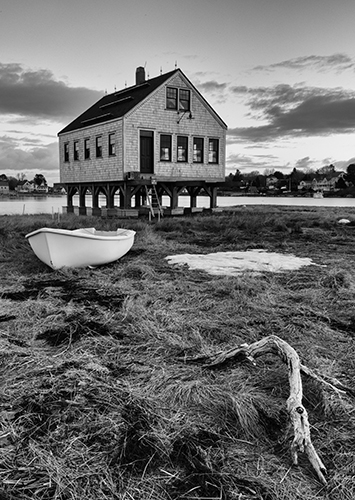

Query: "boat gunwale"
<box><xmin>25</xmin><ymin>227</ymin><xmax>136</xmax><ymax>242</ymax></box>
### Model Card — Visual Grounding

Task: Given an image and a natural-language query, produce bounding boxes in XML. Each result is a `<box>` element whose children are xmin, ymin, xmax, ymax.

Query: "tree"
<box><xmin>289</xmin><ymin>168</ymin><xmax>304</xmax><ymax>191</ymax></box>
<box><xmin>254</xmin><ymin>174</ymin><xmax>266</xmax><ymax>189</ymax></box>
<box><xmin>243</xmin><ymin>171</ymin><xmax>259</xmax><ymax>185</ymax></box>
<box><xmin>8</xmin><ymin>177</ymin><xmax>18</xmax><ymax>190</ymax></box>
<box><xmin>17</xmin><ymin>173</ymin><xmax>27</xmax><ymax>181</ymax></box>
<box><xmin>317</xmin><ymin>164</ymin><xmax>336</xmax><ymax>176</ymax></box>
<box><xmin>346</xmin><ymin>164</ymin><xmax>355</xmax><ymax>186</ymax></box>
<box><xmin>263</xmin><ymin>168</ymin><xmax>275</xmax><ymax>177</ymax></box>
<box><xmin>232</xmin><ymin>169</ymin><xmax>243</xmax><ymax>182</ymax></box>
<box><xmin>33</xmin><ymin>174</ymin><xmax>47</xmax><ymax>187</ymax></box>
<box><xmin>273</xmin><ymin>171</ymin><xmax>284</xmax><ymax>180</ymax></box>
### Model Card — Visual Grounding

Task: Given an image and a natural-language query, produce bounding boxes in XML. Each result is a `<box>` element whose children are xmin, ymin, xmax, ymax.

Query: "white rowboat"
<box><xmin>25</xmin><ymin>227</ymin><xmax>136</xmax><ymax>269</ymax></box>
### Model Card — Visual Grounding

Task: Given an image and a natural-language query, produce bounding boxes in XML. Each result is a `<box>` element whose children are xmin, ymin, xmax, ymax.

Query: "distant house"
<box><xmin>265</xmin><ymin>175</ymin><xmax>280</xmax><ymax>190</ymax></box>
<box><xmin>299</xmin><ymin>172</ymin><xmax>347</xmax><ymax>193</ymax></box>
<box><xmin>58</xmin><ymin>67</ymin><xmax>227</xmax><ymax>215</ymax></box>
<box><xmin>35</xmin><ymin>183</ymin><xmax>49</xmax><ymax>193</ymax></box>
<box><xmin>0</xmin><ymin>180</ymin><xmax>9</xmax><ymax>194</ymax></box>
<box><xmin>16</xmin><ymin>180</ymin><xmax>34</xmax><ymax>193</ymax></box>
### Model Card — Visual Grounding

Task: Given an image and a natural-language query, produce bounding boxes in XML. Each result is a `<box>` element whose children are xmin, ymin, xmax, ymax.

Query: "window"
<box><xmin>84</xmin><ymin>138</ymin><xmax>90</xmax><ymax>159</ymax></box>
<box><xmin>166</xmin><ymin>87</ymin><xmax>178</xmax><ymax>109</ymax></box>
<box><xmin>193</xmin><ymin>137</ymin><xmax>204</xmax><ymax>163</ymax></box>
<box><xmin>166</xmin><ymin>87</ymin><xmax>191</xmax><ymax>111</ymax></box>
<box><xmin>74</xmin><ymin>141</ymin><xmax>79</xmax><ymax>161</ymax></box>
<box><xmin>179</xmin><ymin>89</ymin><xmax>190</xmax><ymax>111</ymax></box>
<box><xmin>208</xmin><ymin>139</ymin><xmax>219</xmax><ymax>163</ymax></box>
<box><xmin>177</xmin><ymin>136</ymin><xmax>188</xmax><ymax>162</ymax></box>
<box><xmin>64</xmin><ymin>143</ymin><xmax>69</xmax><ymax>162</ymax></box>
<box><xmin>160</xmin><ymin>134</ymin><xmax>172</xmax><ymax>161</ymax></box>
<box><xmin>96</xmin><ymin>136</ymin><xmax>102</xmax><ymax>158</ymax></box>
<box><xmin>108</xmin><ymin>133</ymin><xmax>116</xmax><ymax>156</ymax></box>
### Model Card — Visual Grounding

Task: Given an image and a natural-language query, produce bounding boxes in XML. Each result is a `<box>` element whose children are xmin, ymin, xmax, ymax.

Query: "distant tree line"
<box><xmin>223</xmin><ymin>164</ymin><xmax>355</xmax><ymax>195</ymax></box>
<box><xmin>0</xmin><ymin>173</ymin><xmax>48</xmax><ymax>190</ymax></box>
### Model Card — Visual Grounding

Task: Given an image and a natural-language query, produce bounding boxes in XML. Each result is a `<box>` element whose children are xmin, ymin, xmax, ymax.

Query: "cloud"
<box><xmin>0</xmin><ymin>63</ymin><xmax>103</xmax><ymax>121</ymax></box>
<box><xmin>294</xmin><ymin>156</ymin><xmax>315</xmax><ymax>170</ymax></box>
<box><xmin>0</xmin><ymin>136</ymin><xmax>58</xmax><ymax>175</ymax></box>
<box><xmin>196</xmin><ymin>80</ymin><xmax>228</xmax><ymax>93</ymax></box>
<box><xmin>252</xmin><ymin>53</ymin><xmax>355</xmax><ymax>73</ymax></box>
<box><xmin>226</xmin><ymin>152</ymin><xmax>288</xmax><ymax>173</ymax></box>
<box><xmin>333</xmin><ymin>157</ymin><xmax>355</xmax><ymax>171</ymax></box>
<box><xmin>228</xmin><ymin>83</ymin><xmax>355</xmax><ymax>142</ymax></box>
<box><xmin>194</xmin><ymin>78</ymin><xmax>229</xmax><ymax>104</ymax></box>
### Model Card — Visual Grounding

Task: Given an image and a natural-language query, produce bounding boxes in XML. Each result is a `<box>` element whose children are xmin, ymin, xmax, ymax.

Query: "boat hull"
<box><xmin>25</xmin><ymin>227</ymin><xmax>136</xmax><ymax>269</ymax></box>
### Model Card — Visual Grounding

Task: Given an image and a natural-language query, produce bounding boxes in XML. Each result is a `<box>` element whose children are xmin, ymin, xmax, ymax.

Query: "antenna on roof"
<box><xmin>160</xmin><ymin>66</ymin><xmax>162</xmax><ymax>75</ymax></box>
<box><xmin>104</xmin><ymin>89</ymin><xmax>107</xmax><ymax>95</ymax></box>
<box><xmin>175</xmin><ymin>60</ymin><xmax>177</xmax><ymax>69</ymax></box>
<box><xmin>114</xmin><ymin>85</ymin><xmax>116</xmax><ymax>91</ymax></box>
<box><xmin>125</xmin><ymin>81</ymin><xmax>127</xmax><ymax>88</ymax></box>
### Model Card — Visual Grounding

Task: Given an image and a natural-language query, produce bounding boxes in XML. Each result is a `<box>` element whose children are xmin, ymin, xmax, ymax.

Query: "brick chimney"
<box><xmin>135</xmin><ymin>66</ymin><xmax>145</xmax><ymax>85</ymax></box>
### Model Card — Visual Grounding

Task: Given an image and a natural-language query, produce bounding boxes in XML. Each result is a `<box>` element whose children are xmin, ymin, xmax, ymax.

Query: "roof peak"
<box><xmin>107</xmin><ymin>68</ymin><xmax>179</xmax><ymax>98</ymax></box>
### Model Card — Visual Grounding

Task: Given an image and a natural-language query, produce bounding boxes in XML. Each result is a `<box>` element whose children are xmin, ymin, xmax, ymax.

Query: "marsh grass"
<box><xmin>1</xmin><ymin>206</ymin><xmax>355</xmax><ymax>498</ymax></box>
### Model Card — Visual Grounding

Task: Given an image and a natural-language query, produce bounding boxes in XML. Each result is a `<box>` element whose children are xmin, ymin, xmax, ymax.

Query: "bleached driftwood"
<box><xmin>190</xmin><ymin>335</ymin><xmax>330</xmax><ymax>485</ymax></box>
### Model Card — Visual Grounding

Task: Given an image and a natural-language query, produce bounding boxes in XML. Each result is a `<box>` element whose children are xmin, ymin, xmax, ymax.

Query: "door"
<box><xmin>140</xmin><ymin>130</ymin><xmax>154</xmax><ymax>174</ymax></box>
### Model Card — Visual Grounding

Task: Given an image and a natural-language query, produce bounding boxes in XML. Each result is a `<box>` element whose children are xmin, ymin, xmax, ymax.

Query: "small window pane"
<box><xmin>166</xmin><ymin>87</ymin><xmax>177</xmax><ymax>109</ymax></box>
<box><xmin>177</xmin><ymin>136</ymin><xmax>188</xmax><ymax>162</ymax></box>
<box><xmin>64</xmin><ymin>143</ymin><xmax>69</xmax><ymax>162</ymax></box>
<box><xmin>193</xmin><ymin>138</ymin><xmax>203</xmax><ymax>163</ymax></box>
<box><xmin>84</xmin><ymin>139</ymin><xmax>90</xmax><ymax>159</ymax></box>
<box><xmin>208</xmin><ymin>139</ymin><xmax>219</xmax><ymax>163</ymax></box>
<box><xmin>96</xmin><ymin>136</ymin><xmax>102</xmax><ymax>158</ymax></box>
<box><xmin>74</xmin><ymin>141</ymin><xmax>79</xmax><ymax>161</ymax></box>
<box><xmin>179</xmin><ymin>89</ymin><xmax>190</xmax><ymax>111</ymax></box>
<box><xmin>109</xmin><ymin>133</ymin><xmax>116</xmax><ymax>155</ymax></box>
<box><xmin>160</xmin><ymin>134</ymin><xmax>172</xmax><ymax>161</ymax></box>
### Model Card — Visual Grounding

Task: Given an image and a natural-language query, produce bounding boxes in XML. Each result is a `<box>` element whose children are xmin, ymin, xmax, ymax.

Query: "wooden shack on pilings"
<box><xmin>58</xmin><ymin>66</ymin><xmax>227</xmax><ymax>217</ymax></box>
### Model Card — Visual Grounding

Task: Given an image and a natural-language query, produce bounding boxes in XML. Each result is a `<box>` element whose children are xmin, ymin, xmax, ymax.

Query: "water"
<box><xmin>1</xmin><ymin>194</ymin><xmax>355</xmax><ymax>215</ymax></box>
<box><xmin>0</xmin><ymin>196</ymin><xmax>67</xmax><ymax>216</ymax></box>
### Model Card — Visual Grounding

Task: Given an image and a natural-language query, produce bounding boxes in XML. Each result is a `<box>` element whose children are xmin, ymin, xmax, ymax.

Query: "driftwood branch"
<box><xmin>185</xmin><ymin>335</ymin><xmax>332</xmax><ymax>485</ymax></box>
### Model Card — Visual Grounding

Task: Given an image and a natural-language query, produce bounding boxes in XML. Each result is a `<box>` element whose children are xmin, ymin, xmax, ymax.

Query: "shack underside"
<box><xmin>63</xmin><ymin>176</ymin><xmax>219</xmax><ymax>218</ymax></box>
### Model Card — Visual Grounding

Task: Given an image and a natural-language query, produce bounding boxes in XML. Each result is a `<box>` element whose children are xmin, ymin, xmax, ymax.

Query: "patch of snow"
<box><xmin>338</xmin><ymin>219</ymin><xmax>351</xmax><ymax>224</ymax></box>
<box><xmin>165</xmin><ymin>249</ymin><xmax>322</xmax><ymax>276</ymax></box>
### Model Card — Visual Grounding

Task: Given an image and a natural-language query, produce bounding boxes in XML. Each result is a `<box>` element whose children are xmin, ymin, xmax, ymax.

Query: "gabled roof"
<box><xmin>58</xmin><ymin>68</ymin><xmax>227</xmax><ymax>135</ymax></box>
<box><xmin>58</xmin><ymin>69</ymin><xmax>179</xmax><ymax>135</ymax></box>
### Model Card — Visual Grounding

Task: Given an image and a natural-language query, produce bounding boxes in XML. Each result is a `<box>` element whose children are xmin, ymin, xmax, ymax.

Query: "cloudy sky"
<box><xmin>1</xmin><ymin>0</ymin><xmax>355</xmax><ymax>185</ymax></box>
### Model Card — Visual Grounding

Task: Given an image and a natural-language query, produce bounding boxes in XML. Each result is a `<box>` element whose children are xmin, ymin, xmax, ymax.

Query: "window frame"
<box><xmin>166</xmin><ymin>87</ymin><xmax>191</xmax><ymax>111</ymax></box>
<box><xmin>73</xmin><ymin>140</ymin><xmax>79</xmax><ymax>161</ymax></box>
<box><xmin>160</xmin><ymin>134</ymin><xmax>172</xmax><ymax>161</ymax></box>
<box><xmin>108</xmin><ymin>133</ymin><xmax>116</xmax><ymax>156</ymax></box>
<box><xmin>208</xmin><ymin>138</ymin><xmax>219</xmax><ymax>164</ymax></box>
<box><xmin>193</xmin><ymin>137</ymin><xmax>204</xmax><ymax>163</ymax></box>
<box><xmin>64</xmin><ymin>142</ymin><xmax>69</xmax><ymax>162</ymax></box>
<box><xmin>166</xmin><ymin>87</ymin><xmax>178</xmax><ymax>110</ymax></box>
<box><xmin>177</xmin><ymin>136</ymin><xmax>188</xmax><ymax>162</ymax></box>
<box><xmin>179</xmin><ymin>89</ymin><xmax>190</xmax><ymax>111</ymax></box>
<box><xmin>84</xmin><ymin>138</ymin><xmax>90</xmax><ymax>160</ymax></box>
<box><xmin>95</xmin><ymin>135</ymin><xmax>102</xmax><ymax>158</ymax></box>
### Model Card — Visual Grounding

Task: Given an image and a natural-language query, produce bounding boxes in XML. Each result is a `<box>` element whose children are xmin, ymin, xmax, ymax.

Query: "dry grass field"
<box><xmin>1</xmin><ymin>205</ymin><xmax>355</xmax><ymax>499</ymax></box>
